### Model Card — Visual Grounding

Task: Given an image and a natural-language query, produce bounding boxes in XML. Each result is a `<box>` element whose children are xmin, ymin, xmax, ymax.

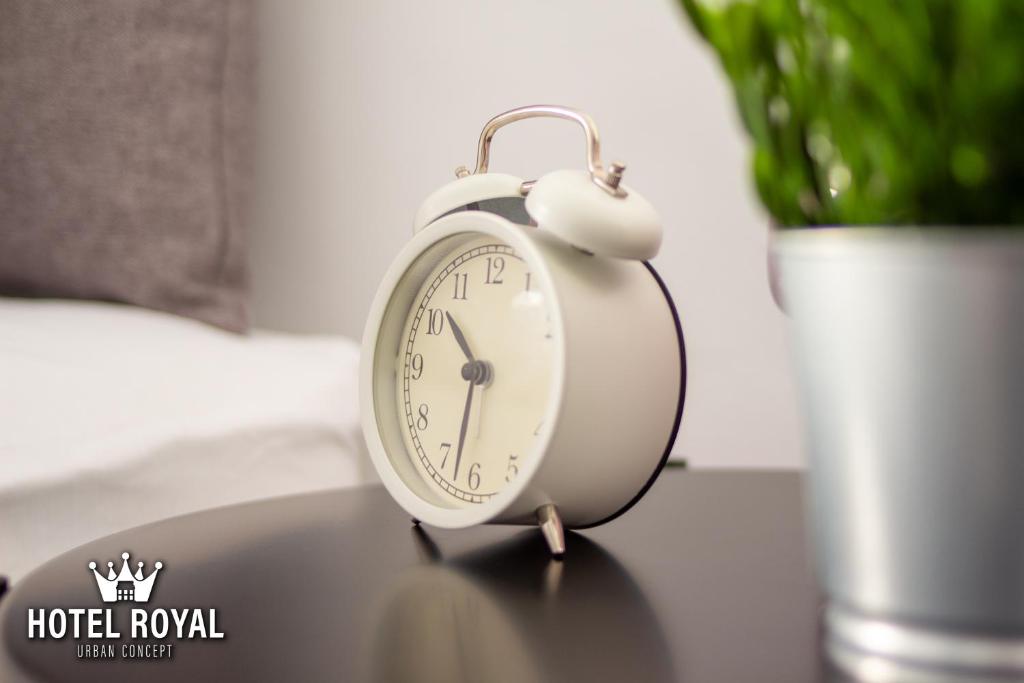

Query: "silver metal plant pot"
<box><xmin>773</xmin><ymin>228</ymin><xmax>1024</xmax><ymax>681</ymax></box>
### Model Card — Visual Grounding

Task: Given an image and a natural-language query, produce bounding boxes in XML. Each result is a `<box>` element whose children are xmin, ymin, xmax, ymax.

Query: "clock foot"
<box><xmin>536</xmin><ymin>504</ymin><xmax>565</xmax><ymax>558</ymax></box>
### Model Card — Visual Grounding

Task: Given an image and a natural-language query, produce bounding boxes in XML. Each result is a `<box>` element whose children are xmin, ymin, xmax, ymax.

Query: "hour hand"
<box><xmin>445</xmin><ymin>312</ymin><xmax>475</xmax><ymax>362</ymax></box>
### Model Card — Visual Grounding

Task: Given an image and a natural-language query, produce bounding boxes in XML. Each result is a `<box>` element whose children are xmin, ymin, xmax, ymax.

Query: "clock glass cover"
<box><xmin>392</xmin><ymin>235</ymin><xmax>555</xmax><ymax>506</ymax></box>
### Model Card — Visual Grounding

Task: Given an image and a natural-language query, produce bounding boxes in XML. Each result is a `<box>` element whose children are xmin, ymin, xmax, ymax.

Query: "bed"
<box><xmin>0</xmin><ymin>297</ymin><xmax>372</xmax><ymax>581</ymax></box>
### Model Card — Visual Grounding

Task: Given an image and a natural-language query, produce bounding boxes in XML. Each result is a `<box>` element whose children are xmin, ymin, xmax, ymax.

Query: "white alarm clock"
<box><xmin>360</xmin><ymin>105</ymin><xmax>685</xmax><ymax>556</ymax></box>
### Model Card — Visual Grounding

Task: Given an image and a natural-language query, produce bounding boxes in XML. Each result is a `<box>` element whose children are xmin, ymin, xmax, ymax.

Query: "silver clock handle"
<box><xmin>458</xmin><ymin>104</ymin><xmax>627</xmax><ymax>198</ymax></box>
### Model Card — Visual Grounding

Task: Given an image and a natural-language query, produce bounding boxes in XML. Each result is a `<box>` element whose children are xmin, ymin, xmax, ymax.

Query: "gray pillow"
<box><xmin>0</xmin><ymin>0</ymin><xmax>255</xmax><ymax>332</ymax></box>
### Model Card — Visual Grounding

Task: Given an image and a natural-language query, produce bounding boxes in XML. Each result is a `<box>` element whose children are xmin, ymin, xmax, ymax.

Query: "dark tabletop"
<box><xmin>0</xmin><ymin>470</ymin><xmax>850</xmax><ymax>682</ymax></box>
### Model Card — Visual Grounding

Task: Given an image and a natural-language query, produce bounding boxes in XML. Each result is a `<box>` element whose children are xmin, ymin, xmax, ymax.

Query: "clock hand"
<box><xmin>454</xmin><ymin>359</ymin><xmax>493</xmax><ymax>481</ymax></box>
<box><xmin>459</xmin><ymin>358</ymin><xmax>493</xmax><ymax>445</ymax></box>
<box><xmin>445</xmin><ymin>311</ymin><xmax>475</xmax><ymax>362</ymax></box>
<box><xmin>453</xmin><ymin>377</ymin><xmax>474</xmax><ymax>481</ymax></box>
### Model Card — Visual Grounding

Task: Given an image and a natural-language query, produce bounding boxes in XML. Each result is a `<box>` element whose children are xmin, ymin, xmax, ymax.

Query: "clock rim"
<box><xmin>361</xmin><ymin>210</ymin><xmax>567</xmax><ymax>528</ymax></box>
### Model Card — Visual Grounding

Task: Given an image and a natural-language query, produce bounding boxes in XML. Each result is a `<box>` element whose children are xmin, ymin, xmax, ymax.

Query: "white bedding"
<box><xmin>0</xmin><ymin>298</ymin><xmax>371</xmax><ymax>581</ymax></box>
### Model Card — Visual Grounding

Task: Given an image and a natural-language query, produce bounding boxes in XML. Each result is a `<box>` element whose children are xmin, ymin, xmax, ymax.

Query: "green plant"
<box><xmin>680</xmin><ymin>0</ymin><xmax>1024</xmax><ymax>226</ymax></box>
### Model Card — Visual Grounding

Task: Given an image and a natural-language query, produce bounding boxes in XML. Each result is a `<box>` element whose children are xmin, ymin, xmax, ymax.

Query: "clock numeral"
<box><xmin>416</xmin><ymin>403</ymin><xmax>429</xmax><ymax>430</ymax></box>
<box><xmin>485</xmin><ymin>256</ymin><xmax>505</xmax><ymax>285</ymax></box>
<box><xmin>452</xmin><ymin>273</ymin><xmax>468</xmax><ymax>300</ymax></box>
<box><xmin>425</xmin><ymin>308</ymin><xmax>445</xmax><ymax>335</ymax></box>
<box><xmin>505</xmin><ymin>455</ymin><xmax>519</xmax><ymax>483</ymax></box>
<box><xmin>468</xmin><ymin>462</ymin><xmax>482</xmax><ymax>491</ymax></box>
<box><xmin>439</xmin><ymin>442</ymin><xmax>452</xmax><ymax>468</ymax></box>
<box><xmin>525</xmin><ymin>272</ymin><xmax>532</xmax><ymax>292</ymax></box>
<box><xmin>410</xmin><ymin>353</ymin><xmax>424</xmax><ymax>380</ymax></box>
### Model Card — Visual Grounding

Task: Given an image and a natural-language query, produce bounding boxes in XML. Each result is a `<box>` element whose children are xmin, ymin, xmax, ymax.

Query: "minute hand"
<box><xmin>453</xmin><ymin>379</ymin><xmax>474</xmax><ymax>481</ymax></box>
<box><xmin>445</xmin><ymin>312</ymin><xmax>475</xmax><ymax>362</ymax></box>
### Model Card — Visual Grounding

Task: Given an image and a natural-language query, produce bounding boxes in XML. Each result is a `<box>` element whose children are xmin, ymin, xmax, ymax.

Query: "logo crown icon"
<box><xmin>88</xmin><ymin>552</ymin><xmax>163</xmax><ymax>603</ymax></box>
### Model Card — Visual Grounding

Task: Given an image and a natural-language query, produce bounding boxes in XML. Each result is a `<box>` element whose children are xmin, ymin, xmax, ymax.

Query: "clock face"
<box><xmin>394</xmin><ymin>235</ymin><xmax>555</xmax><ymax>506</ymax></box>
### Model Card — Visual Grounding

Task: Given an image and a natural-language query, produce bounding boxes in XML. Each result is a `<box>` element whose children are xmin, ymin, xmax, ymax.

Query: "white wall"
<box><xmin>254</xmin><ymin>0</ymin><xmax>802</xmax><ymax>469</ymax></box>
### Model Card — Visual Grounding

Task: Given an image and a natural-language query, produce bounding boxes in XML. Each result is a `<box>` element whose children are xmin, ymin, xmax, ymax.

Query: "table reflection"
<box><xmin>366</xmin><ymin>529</ymin><xmax>676</xmax><ymax>683</ymax></box>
